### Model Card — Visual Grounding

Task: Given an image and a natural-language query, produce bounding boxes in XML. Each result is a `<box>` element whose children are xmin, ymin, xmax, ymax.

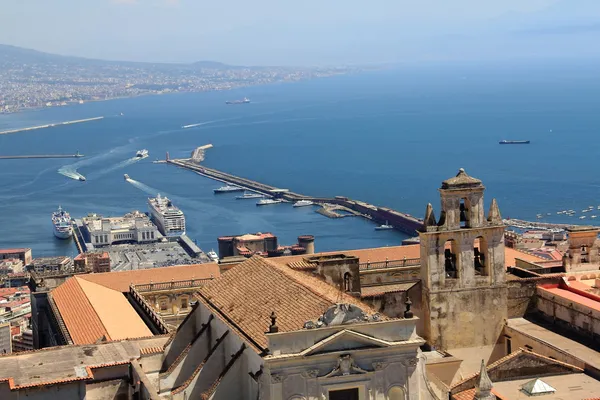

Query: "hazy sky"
<box><xmin>1</xmin><ymin>0</ymin><xmax>599</xmax><ymax>65</ymax></box>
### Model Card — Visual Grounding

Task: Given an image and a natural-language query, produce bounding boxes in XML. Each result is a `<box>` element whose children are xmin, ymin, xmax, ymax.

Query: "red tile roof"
<box><xmin>0</xmin><ymin>249</ymin><xmax>29</xmax><ymax>255</ymax></box>
<box><xmin>51</xmin><ymin>277</ymin><xmax>109</xmax><ymax>344</ymax></box>
<box><xmin>539</xmin><ymin>286</ymin><xmax>600</xmax><ymax>312</ymax></box>
<box><xmin>198</xmin><ymin>256</ymin><xmax>387</xmax><ymax>350</ymax></box>
<box><xmin>78</xmin><ymin>263</ymin><xmax>220</xmax><ymax>292</ymax></box>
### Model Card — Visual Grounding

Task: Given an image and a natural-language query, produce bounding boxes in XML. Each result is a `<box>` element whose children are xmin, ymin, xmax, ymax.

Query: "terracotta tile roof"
<box><xmin>0</xmin><ymin>249</ymin><xmax>29</xmax><ymax>254</ymax></box>
<box><xmin>52</xmin><ymin>276</ymin><xmax>152</xmax><ymax>344</ymax></box>
<box><xmin>452</xmin><ymin>388</ymin><xmax>505</xmax><ymax>400</ymax></box>
<box><xmin>272</xmin><ymin>245</ymin><xmax>421</xmax><ymax>267</ymax></box>
<box><xmin>140</xmin><ymin>346</ymin><xmax>163</xmax><ymax>355</ymax></box>
<box><xmin>52</xmin><ymin>277</ymin><xmax>108</xmax><ymax>344</ymax></box>
<box><xmin>361</xmin><ymin>282</ymin><xmax>419</xmax><ymax>298</ymax></box>
<box><xmin>78</xmin><ymin>263</ymin><xmax>220</xmax><ymax>292</ymax></box>
<box><xmin>198</xmin><ymin>256</ymin><xmax>388</xmax><ymax>350</ymax></box>
<box><xmin>505</xmin><ymin>247</ymin><xmax>545</xmax><ymax>268</ymax></box>
<box><xmin>275</xmin><ymin>244</ymin><xmax>539</xmax><ymax>270</ymax></box>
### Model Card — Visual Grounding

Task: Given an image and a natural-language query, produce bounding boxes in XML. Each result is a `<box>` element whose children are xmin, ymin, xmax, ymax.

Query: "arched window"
<box><xmin>474</xmin><ymin>236</ymin><xmax>489</xmax><ymax>276</ymax></box>
<box><xmin>444</xmin><ymin>239</ymin><xmax>458</xmax><ymax>279</ymax></box>
<box><xmin>388</xmin><ymin>386</ymin><xmax>406</xmax><ymax>400</ymax></box>
<box><xmin>344</xmin><ymin>272</ymin><xmax>352</xmax><ymax>292</ymax></box>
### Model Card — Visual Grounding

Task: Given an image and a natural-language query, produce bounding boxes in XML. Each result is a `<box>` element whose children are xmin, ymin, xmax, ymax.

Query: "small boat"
<box><xmin>78</xmin><ymin>175</ymin><xmax>86</xmax><ymax>181</ymax></box>
<box><xmin>235</xmin><ymin>191</ymin><xmax>264</xmax><ymax>199</ymax></box>
<box><xmin>257</xmin><ymin>198</ymin><xmax>283</xmax><ymax>206</ymax></box>
<box><xmin>124</xmin><ymin>174</ymin><xmax>130</xmax><ymax>181</ymax></box>
<box><xmin>293</xmin><ymin>200</ymin><xmax>314</xmax><ymax>207</ymax></box>
<box><xmin>592</xmin><ymin>216</ymin><xmax>597</xmax><ymax>219</ymax></box>
<box><xmin>375</xmin><ymin>221</ymin><xmax>394</xmax><ymax>230</ymax></box>
<box><xmin>207</xmin><ymin>250</ymin><xmax>219</xmax><ymax>262</ymax></box>
<box><xmin>214</xmin><ymin>185</ymin><xmax>244</xmax><ymax>193</ymax></box>
<box><xmin>136</xmin><ymin>149</ymin><xmax>149</xmax><ymax>158</ymax></box>
<box><xmin>580</xmin><ymin>216</ymin><xmax>586</xmax><ymax>219</ymax></box>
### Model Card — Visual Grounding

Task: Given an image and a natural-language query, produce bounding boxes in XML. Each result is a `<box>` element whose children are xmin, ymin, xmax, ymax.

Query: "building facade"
<box><xmin>80</xmin><ymin>211</ymin><xmax>159</xmax><ymax>247</ymax></box>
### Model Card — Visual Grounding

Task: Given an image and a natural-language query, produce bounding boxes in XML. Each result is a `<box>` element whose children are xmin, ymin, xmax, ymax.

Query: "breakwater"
<box><xmin>0</xmin><ymin>116</ymin><xmax>104</xmax><ymax>135</ymax></box>
<box><xmin>0</xmin><ymin>154</ymin><xmax>84</xmax><ymax>160</ymax></box>
<box><xmin>168</xmin><ymin>158</ymin><xmax>423</xmax><ymax>235</ymax></box>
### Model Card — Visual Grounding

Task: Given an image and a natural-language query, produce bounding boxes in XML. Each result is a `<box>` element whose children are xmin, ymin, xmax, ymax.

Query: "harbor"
<box><xmin>167</xmin><ymin>154</ymin><xmax>423</xmax><ymax>235</ymax></box>
<box><xmin>0</xmin><ymin>116</ymin><xmax>104</xmax><ymax>135</ymax></box>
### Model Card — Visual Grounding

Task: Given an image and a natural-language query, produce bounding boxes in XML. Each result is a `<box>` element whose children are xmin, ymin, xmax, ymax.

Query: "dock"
<box><xmin>167</xmin><ymin>158</ymin><xmax>423</xmax><ymax>235</ymax></box>
<box><xmin>0</xmin><ymin>154</ymin><xmax>84</xmax><ymax>160</ymax></box>
<box><xmin>0</xmin><ymin>116</ymin><xmax>104</xmax><ymax>135</ymax></box>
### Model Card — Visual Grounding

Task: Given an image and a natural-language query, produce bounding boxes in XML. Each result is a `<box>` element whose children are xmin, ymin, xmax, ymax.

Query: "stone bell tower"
<box><xmin>418</xmin><ymin>169</ymin><xmax>506</xmax><ymax>350</ymax></box>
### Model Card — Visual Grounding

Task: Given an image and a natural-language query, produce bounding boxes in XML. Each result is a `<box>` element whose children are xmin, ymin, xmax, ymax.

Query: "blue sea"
<box><xmin>1</xmin><ymin>62</ymin><xmax>600</xmax><ymax>257</ymax></box>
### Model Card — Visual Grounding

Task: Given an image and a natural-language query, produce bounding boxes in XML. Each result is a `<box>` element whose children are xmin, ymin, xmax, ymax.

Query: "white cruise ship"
<box><xmin>148</xmin><ymin>194</ymin><xmax>185</xmax><ymax>237</ymax></box>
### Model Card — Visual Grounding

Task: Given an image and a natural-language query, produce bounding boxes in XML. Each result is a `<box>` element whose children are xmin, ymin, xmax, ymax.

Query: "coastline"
<box><xmin>0</xmin><ymin>70</ymin><xmax>360</xmax><ymax>116</ymax></box>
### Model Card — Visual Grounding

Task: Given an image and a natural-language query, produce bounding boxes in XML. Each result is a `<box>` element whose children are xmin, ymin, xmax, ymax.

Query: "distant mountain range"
<box><xmin>0</xmin><ymin>44</ymin><xmax>238</xmax><ymax>69</ymax></box>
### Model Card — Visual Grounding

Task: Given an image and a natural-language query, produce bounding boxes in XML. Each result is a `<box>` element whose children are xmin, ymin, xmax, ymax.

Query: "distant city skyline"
<box><xmin>1</xmin><ymin>0</ymin><xmax>600</xmax><ymax>66</ymax></box>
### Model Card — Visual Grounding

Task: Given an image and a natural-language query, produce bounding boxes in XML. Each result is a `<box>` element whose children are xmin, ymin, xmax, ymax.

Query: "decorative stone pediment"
<box><xmin>323</xmin><ymin>354</ymin><xmax>368</xmax><ymax>377</ymax></box>
<box><xmin>301</xmin><ymin>329</ymin><xmax>391</xmax><ymax>356</ymax></box>
<box><xmin>304</xmin><ymin>303</ymin><xmax>381</xmax><ymax>329</ymax></box>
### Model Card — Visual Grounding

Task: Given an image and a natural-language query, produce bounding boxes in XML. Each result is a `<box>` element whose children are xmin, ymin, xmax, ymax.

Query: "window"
<box><xmin>181</xmin><ymin>298</ymin><xmax>188</xmax><ymax>309</ymax></box>
<box><xmin>459</xmin><ymin>198</ymin><xmax>470</xmax><ymax>228</ymax></box>
<box><xmin>524</xmin><ymin>344</ymin><xmax>533</xmax><ymax>351</ymax></box>
<box><xmin>474</xmin><ymin>236</ymin><xmax>489</xmax><ymax>276</ymax></box>
<box><xmin>388</xmin><ymin>386</ymin><xmax>406</xmax><ymax>400</ymax></box>
<box><xmin>506</xmin><ymin>338</ymin><xmax>512</xmax><ymax>354</ymax></box>
<box><xmin>343</xmin><ymin>272</ymin><xmax>351</xmax><ymax>292</ymax></box>
<box><xmin>444</xmin><ymin>239</ymin><xmax>458</xmax><ymax>279</ymax></box>
<box><xmin>329</xmin><ymin>388</ymin><xmax>359</xmax><ymax>400</ymax></box>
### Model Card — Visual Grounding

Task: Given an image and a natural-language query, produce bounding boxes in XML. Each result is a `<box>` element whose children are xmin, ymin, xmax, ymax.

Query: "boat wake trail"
<box><xmin>57</xmin><ymin>165</ymin><xmax>85</xmax><ymax>181</ymax></box>
<box><xmin>97</xmin><ymin>155</ymin><xmax>147</xmax><ymax>175</ymax></box>
<box><xmin>126</xmin><ymin>178</ymin><xmax>161</xmax><ymax>196</ymax></box>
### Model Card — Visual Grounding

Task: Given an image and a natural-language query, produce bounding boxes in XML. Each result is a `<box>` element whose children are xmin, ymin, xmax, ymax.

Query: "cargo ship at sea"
<box><xmin>148</xmin><ymin>194</ymin><xmax>185</xmax><ymax>237</ymax></box>
<box><xmin>225</xmin><ymin>97</ymin><xmax>250</xmax><ymax>105</ymax></box>
<box><xmin>499</xmin><ymin>140</ymin><xmax>530</xmax><ymax>144</ymax></box>
<box><xmin>52</xmin><ymin>206</ymin><xmax>73</xmax><ymax>239</ymax></box>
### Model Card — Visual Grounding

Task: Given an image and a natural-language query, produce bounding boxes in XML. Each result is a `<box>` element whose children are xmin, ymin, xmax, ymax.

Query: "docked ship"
<box><xmin>225</xmin><ymin>97</ymin><xmax>250</xmax><ymax>105</ymax></box>
<box><xmin>136</xmin><ymin>149</ymin><xmax>149</xmax><ymax>158</ymax></box>
<box><xmin>148</xmin><ymin>194</ymin><xmax>185</xmax><ymax>237</ymax></box>
<box><xmin>235</xmin><ymin>191</ymin><xmax>264</xmax><ymax>199</ymax></box>
<box><xmin>214</xmin><ymin>185</ymin><xmax>244</xmax><ymax>193</ymax></box>
<box><xmin>257</xmin><ymin>198</ymin><xmax>283</xmax><ymax>206</ymax></box>
<box><xmin>207</xmin><ymin>250</ymin><xmax>219</xmax><ymax>262</ymax></box>
<box><xmin>293</xmin><ymin>200</ymin><xmax>314</xmax><ymax>207</ymax></box>
<box><xmin>499</xmin><ymin>140</ymin><xmax>530</xmax><ymax>145</ymax></box>
<box><xmin>375</xmin><ymin>221</ymin><xmax>394</xmax><ymax>231</ymax></box>
<box><xmin>52</xmin><ymin>206</ymin><xmax>73</xmax><ymax>239</ymax></box>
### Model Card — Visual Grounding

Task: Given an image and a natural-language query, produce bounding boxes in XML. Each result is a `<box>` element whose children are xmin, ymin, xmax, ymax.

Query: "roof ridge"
<box><xmin>74</xmin><ymin>276</ymin><xmax>113</xmax><ymax>341</ymax></box>
<box><xmin>262</xmin><ymin>256</ymin><xmax>379</xmax><ymax>313</ymax></box>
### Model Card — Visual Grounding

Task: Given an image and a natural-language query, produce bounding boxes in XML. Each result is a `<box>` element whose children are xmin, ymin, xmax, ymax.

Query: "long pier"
<box><xmin>0</xmin><ymin>154</ymin><xmax>84</xmax><ymax>160</ymax></box>
<box><xmin>0</xmin><ymin>116</ymin><xmax>104</xmax><ymax>135</ymax></box>
<box><xmin>504</xmin><ymin>218</ymin><xmax>575</xmax><ymax>231</ymax></box>
<box><xmin>168</xmin><ymin>158</ymin><xmax>423</xmax><ymax>235</ymax></box>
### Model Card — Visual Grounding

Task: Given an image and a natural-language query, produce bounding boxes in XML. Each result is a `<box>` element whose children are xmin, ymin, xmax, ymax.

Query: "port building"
<box><xmin>79</xmin><ymin>211</ymin><xmax>160</xmax><ymax>247</ymax></box>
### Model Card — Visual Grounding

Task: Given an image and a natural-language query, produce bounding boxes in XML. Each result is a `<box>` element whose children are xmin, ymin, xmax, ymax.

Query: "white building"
<box><xmin>81</xmin><ymin>211</ymin><xmax>159</xmax><ymax>246</ymax></box>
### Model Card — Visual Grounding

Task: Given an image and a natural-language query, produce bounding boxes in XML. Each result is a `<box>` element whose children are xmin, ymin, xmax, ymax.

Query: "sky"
<box><xmin>1</xmin><ymin>0</ymin><xmax>600</xmax><ymax>66</ymax></box>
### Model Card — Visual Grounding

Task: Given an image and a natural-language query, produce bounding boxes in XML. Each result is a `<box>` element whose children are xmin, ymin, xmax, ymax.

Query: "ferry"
<box><xmin>235</xmin><ymin>191</ymin><xmax>264</xmax><ymax>199</ymax></box>
<box><xmin>257</xmin><ymin>198</ymin><xmax>283</xmax><ymax>206</ymax></box>
<box><xmin>124</xmin><ymin>174</ymin><xmax>130</xmax><ymax>181</ymax></box>
<box><xmin>136</xmin><ymin>149</ymin><xmax>149</xmax><ymax>158</ymax></box>
<box><xmin>293</xmin><ymin>200</ymin><xmax>314</xmax><ymax>207</ymax></box>
<box><xmin>214</xmin><ymin>185</ymin><xmax>244</xmax><ymax>193</ymax></box>
<box><xmin>225</xmin><ymin>97</ymin><xmax>250</xmax><ymax>105</ymax></box>
<box><xmin>52</xmin><ymin>206</ymin><xmax>73</xmax><ymax>239</ymax></box>
<box><xmin>207</xmin><ymin>250</ymin><xmax>219</xmax><ymax>262</ymax></box>
<box><xmin>375</xmin><ymin>221</ymin><xmax>394</xmax><ymax>231</ymax></box>
<box><xmin>499</xmin><ymin>140</ymin><xmax>530</xmax><ymax>145</ymax></box>
<box><xmin>148</xmin><ymin>194</ymin><xmax>185</xmax><ymax>237</ymax></box>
